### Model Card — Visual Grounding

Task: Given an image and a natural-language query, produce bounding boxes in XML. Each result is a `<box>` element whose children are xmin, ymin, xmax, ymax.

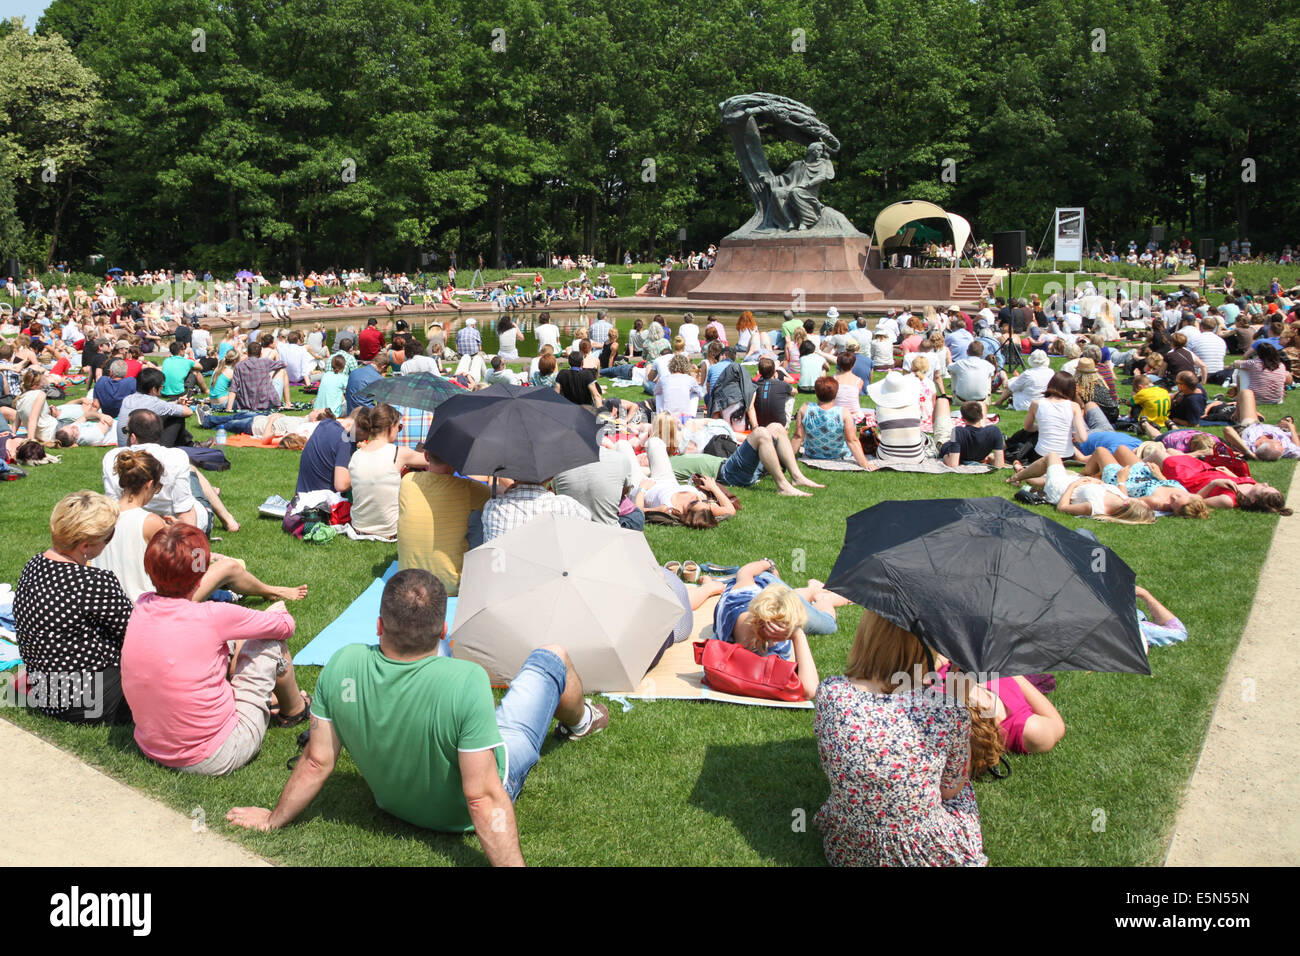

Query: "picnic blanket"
<box><xmin>222</xmin><ymin>433</ymin><xmax>281</xmax><ymax>448</ymax></box>
<box><xmin>292</xmin><ymin>561</ymin><xmax>455</xmax><ymax>666</ymax></box>
<box><xmin>605</xmin><ymin>592</ymin><xmax>814</xmax><ymax>710</ymax></box>
<box><xmin>800</xmin><ymin>457</ymin><xmax>990</xmax><ymax>475</ymax></box>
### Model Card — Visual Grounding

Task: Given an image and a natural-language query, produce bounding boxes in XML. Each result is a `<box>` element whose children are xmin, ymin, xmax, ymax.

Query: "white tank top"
<box><xmin>92</xmin><ymin>508</ymin><xmax>155</xmax><ymax>602</ymax></box>
<box><xmin>348</xmin><ymin>443</ymin><xmax>402</xmax><ymax>537</ymax></box>
<box><xmin>1033</xmin><ymin>399</ymin><xmax>1076</xmax><ymax>456</ymax></box>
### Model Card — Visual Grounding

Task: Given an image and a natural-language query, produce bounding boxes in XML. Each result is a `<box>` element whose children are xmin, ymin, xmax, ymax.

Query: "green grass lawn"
<box><xmin>2</xmin><ymin>355</ymin><xmax>1294</xmax><ymax>866</ymax></box>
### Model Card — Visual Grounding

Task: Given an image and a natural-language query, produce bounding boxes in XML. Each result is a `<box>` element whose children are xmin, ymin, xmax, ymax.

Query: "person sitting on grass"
<box><xmin>940</xmin><ymin>401</ymin><xmax>1007</xmax><ymax>468</ymax></box>
<box><xmin>120</xmin><ymin>523</ymin><xmax>310</xmax><ymax>778</ymax></box>
<box><xmin>814</xmin><ymin>610</ymin><xmax>992</xmax><ymax>867</ymax></box>
<box><xmin>225</xmin><ymin>339</ymin><xmax>290</xmax><ymax>412</ymax></box>
<box><xmin>226</xmin><ymin>570</ymin><xmax>608</xmax><ymax>866</ymax></box>
<box><xmin>95</xmin><ymin>449</ymin><xmax>309</xmax><ymax>604</ymax></box>
<box><xmin>713</xmin><ymin>559</ymin><xmax>852</xmax><ymax>701</ymax></box>
<box><xmin>1124</xmin><ymin>372</ymin><xmax>1171</xmax><ymax>430</ymax></box>
<box><xmin>398</xmin><ymin>450</ymin><xmax>491</xmax><ymax>594</ymax></box>
<box><xmin>1167</xmin><ymin>370</ymin><xmax>1208</xmax><ymax>427</ymax></box>
<box><xmin>792</xmin><ymin>376</ymin><xmax>877</xmax><ymax>470</ymax></box>
<box><xmin>1013</xmin><ymin>452</ymin><xmax>1156</xmax><ymax>523</ymax></box>
<box><xmin>13</xmin><ymin>492</ymin><xmax>136</xmax><ymax>725</ymax></box>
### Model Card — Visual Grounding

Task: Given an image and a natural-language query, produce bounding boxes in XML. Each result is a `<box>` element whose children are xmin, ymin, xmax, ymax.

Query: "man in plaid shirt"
<box><xmin>456</xmin><ymin>317</ymin><xmax>482</xmax><ymax>358</ymax></box>
<box><xmin>588</xmin><ymin>311</ymin><xmax>612</xmax><ymax>348</ymax></box>
<box><xmin>481</xmin><ymin>480</ymin><xmax>592</xmax><ymax>542</ymax></box>
<box><xmin>226</xmin><ymin>340</ymin><xmax>289</xmax><ymax>410</ymax></box>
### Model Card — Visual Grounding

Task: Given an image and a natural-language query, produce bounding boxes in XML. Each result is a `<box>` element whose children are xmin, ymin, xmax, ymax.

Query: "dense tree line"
<box><xmin>1</xmin><ymin>0</ymin><xmax>1296</xmax><ymax>273</ymax></box>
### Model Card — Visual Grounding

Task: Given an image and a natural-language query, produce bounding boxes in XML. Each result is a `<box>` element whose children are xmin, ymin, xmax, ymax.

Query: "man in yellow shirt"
<box><xmin>397</xmin><ymin>450</ymin><xmax>491</xmax><ymax>595</ymax></box>
<box><xmin>1130</xmin><ymin>375</ymin><xmax>1172</xmax><ymax>427</ymax></box>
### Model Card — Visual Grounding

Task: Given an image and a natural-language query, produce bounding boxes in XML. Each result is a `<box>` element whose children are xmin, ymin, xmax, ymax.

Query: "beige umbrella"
<box><xmin>450</xmin><ymin>515</ymin><xmax>687</xmax><ymax>692</ymax></box>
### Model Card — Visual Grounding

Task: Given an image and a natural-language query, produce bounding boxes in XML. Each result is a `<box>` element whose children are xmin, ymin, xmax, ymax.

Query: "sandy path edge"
<box><xmin>0</xmin><ymin>719</ymin><xmax>270</xmax><ymax>867</ymax></box>
<box><xmin>1164</xmin><ymin>466</ymin><xmax>1300</xmax><ymax>866</ymax></box>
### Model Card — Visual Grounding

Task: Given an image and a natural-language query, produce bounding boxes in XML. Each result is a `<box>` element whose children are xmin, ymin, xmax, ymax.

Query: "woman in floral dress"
<box><xmin>814</xmin><ymin>609</ymin><xmax>998</xmax><ymax>866</ymax></box>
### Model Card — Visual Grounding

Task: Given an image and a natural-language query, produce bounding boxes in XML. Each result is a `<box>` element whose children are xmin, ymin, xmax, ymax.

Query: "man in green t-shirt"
<box><xmin>226</xmin><ymin>570</ymin><xmax>608</xmax><ymax>865</ymax></box>
<box><xmin>779</xmin><ymin>309</ymin><xmax>802</xmax><ymax>351</ymax></box>
<box><xmin>160</xmin><ymin>341</ymin><xmax>206</xmax><ymax>398</ymax></box>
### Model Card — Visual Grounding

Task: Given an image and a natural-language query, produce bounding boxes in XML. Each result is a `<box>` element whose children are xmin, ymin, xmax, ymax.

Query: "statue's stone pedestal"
<box><xmin>685</xmin><ymin>236</ymin><xmax>884</xmax><ymax>305</ymax></box>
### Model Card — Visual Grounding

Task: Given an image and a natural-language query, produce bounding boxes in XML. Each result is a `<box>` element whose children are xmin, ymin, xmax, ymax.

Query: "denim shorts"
<box><xmin>717</xmin><ymin>438</ymin><xmax>764</xmax><ymax>487</ymax></box>
<box><xmin>495</xmin><ymin>648</ymin><xmax>567</xmax><ymax>800</ymax></box>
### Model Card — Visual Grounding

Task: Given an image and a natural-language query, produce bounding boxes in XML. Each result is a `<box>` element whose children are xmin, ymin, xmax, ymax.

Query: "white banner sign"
<box><xmin>1055</xmin><ymin>207</ymin><xmax>1085</xmax><ymax>261</ymax></box>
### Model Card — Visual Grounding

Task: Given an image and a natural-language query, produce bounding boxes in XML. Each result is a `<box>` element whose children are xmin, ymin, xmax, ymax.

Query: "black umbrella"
<box><xmin>423</xmin><ymin>384</ymin><xmax>600</xmax><ymax>482</ymax></box>
<box><xmin>825</xmin><ymin>497</ymin><xmax>1149</xmax><ymax>677</ymax></box>
<box><xmin>359</xmin><ymin>372</ymin><xmax>462</xmax><ymax>413</ymax></box>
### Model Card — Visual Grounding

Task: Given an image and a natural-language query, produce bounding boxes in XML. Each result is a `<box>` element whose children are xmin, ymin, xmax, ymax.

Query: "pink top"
<box><xmin>121</xmin><ymin>594</ymin><xmax>295</xmax><ymax>767</ymax></box>
<box><xmin>990</xmin><ymin>677</ymin><xmax>1033</xmax><ymax>754</ymax></box>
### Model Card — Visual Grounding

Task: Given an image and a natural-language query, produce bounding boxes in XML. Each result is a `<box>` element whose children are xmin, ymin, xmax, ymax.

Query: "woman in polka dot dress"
<box><xmin>814</xmin><ymin>610</ymin><xmax>1000</xmax><ymax>866</ymax></box>
<box><xmin>12</xmin><ymin>492</ymin><xmax>134</xmax><ymax>725</ymax></box>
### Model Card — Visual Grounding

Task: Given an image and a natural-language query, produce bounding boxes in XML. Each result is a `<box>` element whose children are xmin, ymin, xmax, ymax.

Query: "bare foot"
<box><xmin>777</xmin><ymin>486</ymin><xmax>813</xmax><ymax>497</ymax></box>
<box><xmin>1004</xmin><ymin>463</ymin><xmax>1023</xmax><ymax>485</ymax></box>
<box><xmin>794</xmin><ymin>477</ymin><xmax>825</xmax><ymax>489</ymax></box>
<box><xmin>270</xmin><ymin>584</ymin><xmax>308</xmax><ymax>601</ymax></box>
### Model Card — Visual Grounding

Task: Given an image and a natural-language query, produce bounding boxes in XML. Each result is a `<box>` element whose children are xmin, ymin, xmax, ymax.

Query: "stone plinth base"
<box><xmin>685</xmin><ymin>236</ymin><xmax>884</xmax><ymax>306</ymax></box>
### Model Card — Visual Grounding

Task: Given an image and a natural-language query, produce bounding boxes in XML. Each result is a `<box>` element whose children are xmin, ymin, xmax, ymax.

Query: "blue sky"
<box><xmin>1</xmin><ymin>1</ymin><xmax>50</xmax><ymax>29</ymax></box>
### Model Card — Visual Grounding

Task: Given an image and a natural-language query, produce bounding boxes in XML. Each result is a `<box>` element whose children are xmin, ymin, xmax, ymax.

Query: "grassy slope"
<box><xmin>1</xmin><ymin>353</ymin><xmax>1294</xmax><ymax>867</ymax></box>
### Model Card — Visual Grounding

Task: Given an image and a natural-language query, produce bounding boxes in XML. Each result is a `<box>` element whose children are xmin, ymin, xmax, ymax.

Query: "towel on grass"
<box><xmin>292</xmin><ymin>560</ymin><xmax>455</xmax><ymax>666</ymax></box>
<box><xmin>606</xmin><ymin>591</ymin><xmax>814</xmax><ymax>710</ymax></box>
<box><xmin>800</xmin><ymin>458</ymin><xmax>990</xmax><ymax>475</ymax></box>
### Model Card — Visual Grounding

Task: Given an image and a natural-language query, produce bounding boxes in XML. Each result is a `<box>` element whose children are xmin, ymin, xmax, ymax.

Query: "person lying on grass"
<box><xmin>936</xmin><ymin>660</ymin><xmax>1067</xmax><ymax>756</ymax></box>
<box><xmin>227</xmin><ymin>570</ymin><xmax>608</xmax><ymax>867</ymax></box>
<box><xmin>199</xmin><ymin>406</ymin><xmax>335</xmax><ymax>443</ymax></box>
<box><xmin>1014</xmin><ymin>452</ymin><xmax>1157</xmax><ymax>523</ymax></box>
<box><xmin>121</xmin><ymin>523</ymin><xmax>310</xmax><ymax>777</ymax></box>
<box><xmin>1221</xmin><ymin>418</ymin><xmax>1300</xmax><ymax>461</ymax></box>
<box><xmin>1130</xmin><ymin>444</ymin><xmax>1292</xmax><ymax>514</ymax></box>
<box><xmin>1078</xmin><ymin>446</ymin><xmax>1211</xmax><ymax>518</ymax></box>
<box><xmin>713</xmin><ymin>560</ymin><xmax>851</xmax><ymax>701</ymax></box>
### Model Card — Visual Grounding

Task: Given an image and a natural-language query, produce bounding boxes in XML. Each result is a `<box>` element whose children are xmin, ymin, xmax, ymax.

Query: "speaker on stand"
<box><xmin>993</xmin><ymin>231</ymin><xmax>1027</xmax><ymax>270</ymax></box>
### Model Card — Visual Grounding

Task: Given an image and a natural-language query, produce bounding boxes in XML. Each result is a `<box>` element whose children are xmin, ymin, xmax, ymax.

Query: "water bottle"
<box><xmin>215</xmin><ymin>427</ymin><xmax>227</xmax><ymax>446</ymax></box>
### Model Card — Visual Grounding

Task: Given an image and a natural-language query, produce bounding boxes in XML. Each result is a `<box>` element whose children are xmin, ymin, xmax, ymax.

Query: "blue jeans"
<box><xmin>495</xmin><ymin>648</ymin><xmax>568</xmax><ymax>800</ymax></box>
<box><xmin>741</xmin><ymin>571</ymin><xmax>839</xmax><ymax>635</ymax></box>
<box><xmin>600</xmin><ymin>364</ymin><xmax>636</xmax><ymax>380</ymax></box>
<box><xmin>201</xmin><ymin>411</ymin><xmax>258</xmax><ymax>434</ymax></box>
<box><xmin>717</xmin><ymin>437</ymin><xmax>765</xmax><ymax>487</ymax></box>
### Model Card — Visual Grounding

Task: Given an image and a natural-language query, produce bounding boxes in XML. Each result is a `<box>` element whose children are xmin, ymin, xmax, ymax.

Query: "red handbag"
<box><xmin>693</xmin><ymin>640</ymin><xmax>804</xmax><ymax>702</ymax></box>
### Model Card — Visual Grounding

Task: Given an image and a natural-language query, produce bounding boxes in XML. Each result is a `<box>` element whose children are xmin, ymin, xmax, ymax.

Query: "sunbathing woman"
<box><xmin>1126</xmin><ymin>444</ymin><xmax>1291</xmax><ymax>514</ymax></box>
<box><xmin>1080</xmin><ymin>446</ymin><xmax>1210</xmax><ymax>518</ymax></box>
<box><xmin>936</xmin><ymin>659</ymin><xmax>1067</xmax><ymax>755</ymax></box>
<box><xmin>634</xmin><ymin>436</ymin><xmax>737</xmax><ymax>528</ymax></box>
<box><xmin>714</xmin><ymin>559</ymin><xmax>851</xmax><ymax>701</ymax></box>
<box><xmin>1018</xmin><ymin>452</ymin><xmax>1156</xmax><ymax>523</ymax></box>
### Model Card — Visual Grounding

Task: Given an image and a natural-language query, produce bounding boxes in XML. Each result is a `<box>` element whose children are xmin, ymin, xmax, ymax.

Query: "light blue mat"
<box><xmin>293</xmin><ymin>561</ymin><xmax>455</xmax><ymax>666</ymax></box>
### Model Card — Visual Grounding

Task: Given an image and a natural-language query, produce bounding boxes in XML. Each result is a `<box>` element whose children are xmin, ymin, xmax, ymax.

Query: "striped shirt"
<box><xmin>875</xmin><ymin>404</ymin><xmax>924</xmax><ymax>463</ymax></box>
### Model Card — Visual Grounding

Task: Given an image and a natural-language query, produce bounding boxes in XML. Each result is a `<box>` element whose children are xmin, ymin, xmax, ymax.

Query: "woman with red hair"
<box><xmin>120</xmin><ymin>524</ymin><xmax>311</xmax><ymax>776</ymax></box>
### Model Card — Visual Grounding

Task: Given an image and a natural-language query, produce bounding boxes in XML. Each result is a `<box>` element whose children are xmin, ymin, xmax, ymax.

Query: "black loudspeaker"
<box><xmin>993</xmin><ymin>231</ymin><xmax>1027</xmax><ymax>269</ymax></box>
<box><xmin>1198</xmin><ymin>239</ymin><xmax>1215</xmax><ymax>261</ymax></box>
<box><xmin>1150</xmin><ymin>226</ymin><xmax>1166</xmax><ymax>243</ymax></box>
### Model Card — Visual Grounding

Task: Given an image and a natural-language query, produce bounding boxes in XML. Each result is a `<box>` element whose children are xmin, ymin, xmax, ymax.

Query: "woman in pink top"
<box><xmin>971</xmin><ymin>675</ymin><xmax>1066</xmax><ymax>754</ymax></box>
<box><xmin>121</xmin><ymin>524</ymin><xmax>310</xmax><ymax>776</ymax></box>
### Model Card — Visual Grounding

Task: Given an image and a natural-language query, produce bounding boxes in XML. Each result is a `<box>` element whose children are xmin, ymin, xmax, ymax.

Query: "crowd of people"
<box><xmin>4</xmin><ymin>268</ymin><xmax>1297</xmax><ymax>867</ymax></box>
